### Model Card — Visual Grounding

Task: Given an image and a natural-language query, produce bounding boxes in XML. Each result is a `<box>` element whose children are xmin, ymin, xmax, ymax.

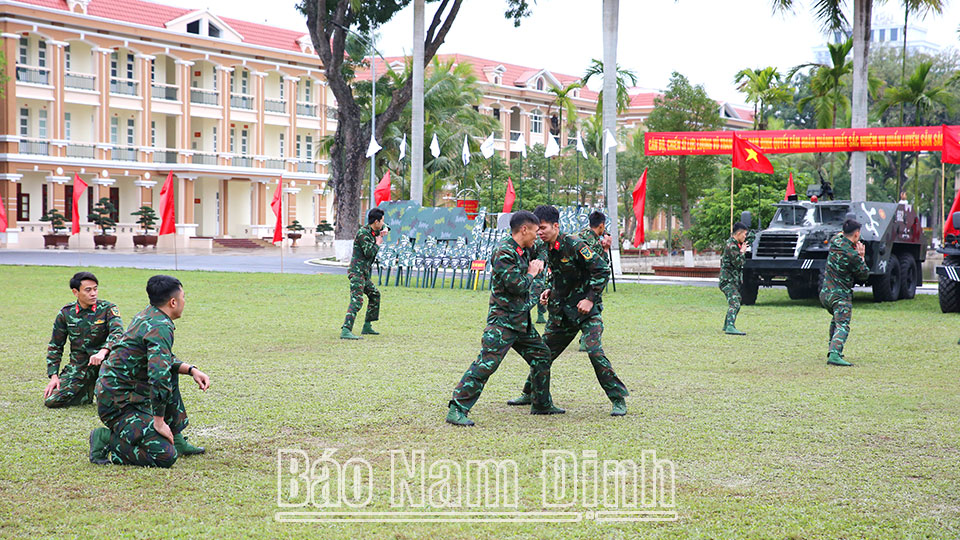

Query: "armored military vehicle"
<box><xmin>740</xmin><ymin>188</ymin><xmax>924</xmax><ymax>305</ymax></box>
<box><xmin>935</xmin><ymin>212</ymin><xmax>960</xmax><ymax>312</ymax></box>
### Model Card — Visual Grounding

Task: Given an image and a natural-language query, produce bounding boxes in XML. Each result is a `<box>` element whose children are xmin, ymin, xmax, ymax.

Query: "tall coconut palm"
<box><xmin>733</xmin><ymin>66</ymin><xmax>795</xmax><ymax>130</ymax></box>
<box><xmin>581</xmin><ymin>58</ymin><xmax>638</xmax><ymax>116</ymax></box>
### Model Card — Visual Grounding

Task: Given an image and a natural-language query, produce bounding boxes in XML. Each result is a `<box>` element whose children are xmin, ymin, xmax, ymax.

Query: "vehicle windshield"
<box><xmin>772</xmin><ymin>204</ymin><xmax>847</xmax><ymax>226</ymax></box>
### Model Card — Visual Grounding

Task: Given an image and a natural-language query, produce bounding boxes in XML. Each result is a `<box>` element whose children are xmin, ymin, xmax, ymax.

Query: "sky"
<box><xmin>161</xmin><ymin>0</ymin><xmax>960</xmax><ymax>104</ymax></box>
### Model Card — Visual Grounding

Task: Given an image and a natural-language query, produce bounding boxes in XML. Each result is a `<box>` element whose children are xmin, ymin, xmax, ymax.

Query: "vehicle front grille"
<box><xmin>755</xmin><ymin>232</ymin><xmax>799</xmax><ymax>258</ymax></box>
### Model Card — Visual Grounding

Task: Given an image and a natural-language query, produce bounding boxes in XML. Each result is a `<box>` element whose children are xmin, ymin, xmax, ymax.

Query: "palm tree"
<box><xmin>733</xmin><ymin>66</ymin><xmax>795</xmax><ymax>130</ymax></box>
<box><xmin>581</xmin><ymin>58</ymin><xmax>638</xmax><ymax>116</ymax></box>
<box><xmin>600</xmin><ymin>0</ymin><xmax>622</xmax><ymax>257</ymax></box>
<box><xmin>410</xmin><ymin>0</ymin><xmax>426</xmax><ymax>204</ymax></box>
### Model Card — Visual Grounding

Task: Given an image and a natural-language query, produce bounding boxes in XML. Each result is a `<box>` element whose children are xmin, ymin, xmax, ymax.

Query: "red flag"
<box><xmin>732</xmin><ymin>133</ymin><xmax>774</xmax><ymax>174</ymax></box>
<box><xmin>158</xmin><ymin>172</ymin><xmax>176</xmax><ymax>235</ymax></box>
<box><xmin>785</xmin><ymin>172</ymin><xmax>796</xmax><ymax>200</ymax></box>
<box><xmin>374</xmin><ymin>171</ymin><xmax>391</xmax><ymax>207</ymax></box>
<box><xmin>943</xmin><ymin>125</ymin><xmax>960</xmax><ymax>165</ymax></box>
<box><xmin>271</xmin><ymin>181</ymin><xmax>283</xmax><ymax>244</ymax></box>
<box><xmin>946</xmin><ymin>189</ymin><xmax>960</xmax><ymax>237</ymax></box>
<box><xmin>71</xmin><ymin>173</ymin><xmax>88</xmax><ymax>235</ymax></box>
<box><xmin>632</xmin><ymin>168</ymin><xmax>647</xmax><ymax>246</ymax></box>
<box><xmin>0</xmin><ymin>186</ymin><xmax>7</xmax><ymax>233</ymax></box>
<box><xmin>502</xmin><ymin>177</ymin><xmax>516</xmax><ymax>213</ymax></box>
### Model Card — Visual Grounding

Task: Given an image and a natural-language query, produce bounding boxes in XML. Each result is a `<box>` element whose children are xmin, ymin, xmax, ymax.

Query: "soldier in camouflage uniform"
<box><xmin>575</xmin><ymin>212</ymin><xmax>611</xmax><ymax>351</ymax></box>
<box><xmin>88</xmin><ymin>275</ymin><xmax>211</xmax><ymax>467</ymax></box>
<box><xmin>341</xmin><ymin>208</ymin><xmax>387</xmax><ymax>339</ymax></box>
<box><xmin>447</xmin><ymin>211</ymin><xmax>564</xmax><ymax>426</ymax></box>
<box><xmin>43</xmin><ymin>272</ymin><xmax>124</xmax><ymax>408</ymax></box>
<box><xmin>819</xmin><ymin>219</ymin><xmax>870</xmax><ymax>366</ymax></box>
<box><xmin>719</xmin><ymin>222</ymin><xmax>749</xmax><ymax>335</ymax></box>
<box><xmin>527</xmin><ymin>238</ymin><xmax>549</xmax><ymax>314</ymax></box>
<box><xmin>509</xmin><ymin>206</ymin><xmax>629</xmax><ymax>417</ymax></box>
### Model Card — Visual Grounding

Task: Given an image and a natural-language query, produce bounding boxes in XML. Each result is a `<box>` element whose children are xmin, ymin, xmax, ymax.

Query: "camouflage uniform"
<box><xmin>526</xmin><ymin>238</ymin><xmax>549</xmax><ymax>312</ymax></box>
<box><xmin>819</xmin><ymin>234</ymin><xmax>870</xmax><ymax>357</ymax></box>
<box><xmin>95</xmin><ymin>306</ymin><xmax>191</xmax><ymax>468</ymax></box>
<box><xmin>451</xmin><ymin>236</ymin><xmax>554</xmax><ymax>412</ymax></box>
<box><xmin>719</xmin><ymin>236</ymin><xmax>744</xmax><ymax>329</ymax></box>
<box><xmin>520</xmin><ymin>232</ymin><xmax>628</xmax><ymax>400</ymax></box>
<box><xmin>44</xmin><ymin>300</ymin><xmax>123</xmax><ymax>408</ymax></box>
<box><xmin>342</xmin><ymin>224</ymin><xmax>381</xmax><ymax>332</ymax></box>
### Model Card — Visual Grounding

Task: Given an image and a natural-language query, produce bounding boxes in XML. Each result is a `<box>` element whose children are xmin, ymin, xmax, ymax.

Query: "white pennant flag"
<box><xmin>430</xmin><ymin>133</ymin><xmax>441</xmax><ymax>158</ymax></box>
<box><xmin>603</xmin><ymin>129</ymin><xmax>618</xmax><ymax>154</ymax></box>
<box><xmin>365</xmin><ymin>134</ymin><xmax>382</xmax><ymax>158</ymax></box>
<box><xmin>461</xmin><ymin>134</ymin><xmax>470</xmax><ymax>166</ymax></box>
<box><xmin>399</xmin><ymin>133</ymin><xmax>407</xmax><ymax>160</ymax></box>
<box><xmin>512</xmin><ymin>134</ymin><xmax>527</xmax><ymax>158</ymax></box>
<box><xmin>544</xmin><ymin>135</ymin><xmax>560</xmax><ymax>158</ymax></box>
<box><xmin>576</xmin><ymin>132</ymin><xmax>588</xmax><ymax>158</ymax></box>
<box><xmin>480</xmin><ymin>132</ymin><xmax>495</xmax><ymax>159</ymax></box>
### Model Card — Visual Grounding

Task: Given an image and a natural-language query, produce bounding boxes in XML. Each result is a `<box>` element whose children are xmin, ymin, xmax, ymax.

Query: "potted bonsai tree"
<box><xmin>130</xmin><ymin>205</ymin><xmax>158</xmax><ymax>249</ymax></box>
<box><xmin>315</xmin><ymin>220</ymin><xmax>333</xmax><ymax>246</ymax></box>
<box><xmin>286</xmin><ymin>219</ymin><xmax>305</xmax><ymax>246</ymax></box>
<box><xmin>39</xmin><ymin>208</ymin><xmax>69</xmax><ymax>249</ymax></box>
<box><xmin>88</xmin><ymin>197</ymin><xmax>118</xmax><ymax>249</ymax></box>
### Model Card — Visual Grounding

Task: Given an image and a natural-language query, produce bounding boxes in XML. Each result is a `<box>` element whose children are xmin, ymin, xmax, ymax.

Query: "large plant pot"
<box><xmin>43</xmin><ymin>234</ymin><xmax>69</xmax><ymax>249</ymax></box>
<box><xmin>133</xmin><ymin>235</ymin><xmax>158</xmax><ymax>249</ymax></box>
<box><xmin>287</xmin><ymin>232</ymin><xmax>302</xmax><ymax>246</ymax></box>
<box><xmin>94</xmin><ymin>235</ymin><xmax>118</xmax><ymax>249</ymax></box>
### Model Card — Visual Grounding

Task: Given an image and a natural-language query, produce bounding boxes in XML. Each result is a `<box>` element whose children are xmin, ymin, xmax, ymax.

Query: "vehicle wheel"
<box><xmin>897</xmin><ymin>253</ymin><xmax>917</xmax><ymax>300</ymax></box>
<box><xmin>787</xmin><ymin>280</ymin><xmax>814</xmax><ymax>300</ymax></box>
<box><xmin>871</xmin><ymin>256</ymin><xmax>901</xmax><ymax>302</ymax></box>
<box><xmin>741</xmin><ymin>272</ymin><xmax>759</xmax><ymax>305</ymax></box>
<box><xmin>939</xmin><ymin>256</ymin><xmax>960</xmax><ymax>313</ymax></box>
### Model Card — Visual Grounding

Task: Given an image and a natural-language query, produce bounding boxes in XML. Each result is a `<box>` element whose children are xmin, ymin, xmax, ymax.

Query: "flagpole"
<box><xmin>547</xmin><ymin>157</ymin><xmax>551</xmax><ymax>205</ymax></box>
<box><xmin>576</xmin><ymin>151</ymin><xmax>581</xmax><ymax>207</ymax></box>
<box><xmin>518</xmin><ymin>151</ymin><xmax>523</xmax><ymax>211</ymax></box>
<box><xmin>280</xmin><ymin>187</ymin><xmax>285</xmax><ymax>275</ymax></box>
<box><xmin>730</xmin><ymin>166</ymin><xmax>735</xmax><ymax>231</ymax></box>
<box><xmin>942</xmin><ymin>161</ymin><xmax>946</xmax><ymax>238</ymax></box>
<box><xmin>173</xmin><ymin>225</ymin><xmax>179</xmax><ymax>271</ymax></box>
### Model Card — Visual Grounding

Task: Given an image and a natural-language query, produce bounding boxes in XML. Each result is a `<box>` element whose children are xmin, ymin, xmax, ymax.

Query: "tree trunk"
<box><xmin>410</xmin><ymin>0</ymin><xmax>425</xmax><ymax>205</ymax></box>
<box><xmin>678</xmin><ymin>156</ymin><xmax>692</xmax><ymax>250</ymax></box>
<box><xmin>330</xmin><ymin>117</ymin><xmax>368</xmax><ymax>241</ymax></box>
<box><xmin>849</xmin><ymin>0</ymin><xmax>872</xmax><ymax>202</ymax></box>
<box><xmin>601</xmin><ymin>0</ymin><xmax>620</xmax><ymax>270</ymax></box>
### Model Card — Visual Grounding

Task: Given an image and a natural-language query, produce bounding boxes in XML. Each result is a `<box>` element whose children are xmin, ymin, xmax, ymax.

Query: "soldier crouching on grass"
<box><xmin>719</xmin><ymin>222</ymin><xmax>749</xmax><ymax>336</ymax></box>
<box><xmin>340</xmin><ymin>208</ymin><xmax>387</xmax><ymax>340</ymax></box>
<box><xmin>88</xmin><ymin>275</ymin><xmax>210</xmax><ymax>467</ymax></box>
<box><xmin>446</xmin><ymin>210</ymin><xmax>564</xmax><ymax>426</ymax></box>
<box><xmin>820</xmin><ymin>219</ymin><xmax>870</xmax><ymax>367</ymax></box>
<box><xmin>43</xmin><ymin>272</ymin><xmax>123</xmax><ymax>408</ymax></box>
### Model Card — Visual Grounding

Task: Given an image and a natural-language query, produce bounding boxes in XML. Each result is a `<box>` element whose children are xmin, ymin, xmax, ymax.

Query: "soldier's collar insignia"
<box><xmin>515</xmin><ymin>246</ymin><xmax>523</xmax><ymax>256</ymax></box>
<box><xmin>553</xmin><ymin>241</ymin><xmax>560</xmax><ymax>251</ymax></box>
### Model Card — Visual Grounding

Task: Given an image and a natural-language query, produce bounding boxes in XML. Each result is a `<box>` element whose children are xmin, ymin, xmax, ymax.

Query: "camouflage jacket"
<box><xmin>576</xmin><ymin>227</ymin><xmax>610</xmax><ymax>297</ymax></box>
<box><xmin>822</xmin><ymin>233</ymin><xmax>870</xmax><ymax>297</ymax></box>
<box><xmin>522</xmin><ymin>238</ymin><xmax>549</xmax><ymax>311</ymax></box>
<box><xmin>46</xmin><ymin>300</ymin><xmax>123</xmax><ymax>377</ymax></box>
<box><xmin>545</xmin><ymin>232</ymin><xmax>609</xmax><ymax>321</ymax></box>
<box><xmin>97</xmin><ymin>305</ymin><xmax>184</xmax><ymax>416</ymax></box>
<box><xmin>348</xmin><ymin>225</ymin><xmax>380</xmax><ymax>277</ymax></box>
<box><xmin>488</xmin><ymin>236</ymin><xmax>537</xmax><ymax>332</ymax></box>
<box><xmin>719</xmin><ymin>237</ymin><xmax>744</xmax><ymax>286</ymax></box>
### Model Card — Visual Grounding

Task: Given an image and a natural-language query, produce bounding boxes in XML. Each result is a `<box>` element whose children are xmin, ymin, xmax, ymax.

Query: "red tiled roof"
<box><xmin>628</xmin><ymin>92</ymin><xmax>661</xmax><ymax>108</ymax></box>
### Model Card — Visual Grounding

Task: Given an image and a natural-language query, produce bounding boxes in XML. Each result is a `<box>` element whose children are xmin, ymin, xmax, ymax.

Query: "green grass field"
<box><xmin>1</xmin><ymin>265</ymin><xmax>958</xmax><ymax>539</ymax></box>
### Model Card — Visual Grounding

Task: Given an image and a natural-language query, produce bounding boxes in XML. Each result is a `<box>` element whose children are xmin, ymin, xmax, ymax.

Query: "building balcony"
<box><xmin>110</xmin><ymin>78</ymin><xmax>139</xmax><ymax>96</ymax></box>
<box><xmin>19</xmin><ymin>139</ymin><xmax>50</xmax><ymax>155</ymax></box>
<box><xmin>153</xmin><ymin>150</ymin><xmax>178</xmax><ymax>163</ymax></box>
<box><xmin>231</xmin><ymin>156</ymin><xmax>254</xmax><ymax>167</ymax></box>
<box><xmin>297</xmin><ymin>102</ymin><xmax>318</xmax><ymax>117</ymax></box>
<box><xmin>192</xmin><ymin>152</ymin><xmax>217</xmax><ymax>165</ymax></box>
<box><xmin>151</xmin><ymin>83</ymin><xmax>179</xmax><ymax>101</ymax></box>
<box><xmin>64</xmin><ymin>72</ymin><xmax>96</xmax><ymax>91</ymax></box>
<box><xmin>297</xmin><ymin>160</ymin><xmax>317</xmax><ymax>173</ymax></box>
<box><xmin>230</xmin><ymin>94</ymin><xmax>255</xmax><ymax>110</ymax></box>
<box><xmin>16</xmin><ymin>65</ymin><xmax>50</xmax><ymax>85</ymax></box>
<box><xmin>111</xmin><ymin>147</ymin><xmax>138</xmax><ymax>161</ymax></box>
<box><xmin>264</xmin><ymin>99</ymin><xmax>286</xmax><ymax>114</ymax></box>
<box><xmin>65</xmin><ymin>142</ymin><xmax>96</xmax><ymax>158</ymax></box>
<box><xmin>190</xmin><ymin>88</ymin><xmax>219</xmax><ymax>106</ymax></box>
<box><xmin>264</xmin><ymin>158</ymin><xmax>285</xmax><ymax>169</ymax></box>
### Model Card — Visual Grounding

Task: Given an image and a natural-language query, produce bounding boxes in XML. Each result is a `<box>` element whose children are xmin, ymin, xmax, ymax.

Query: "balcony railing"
<box><xmin>19</xmin><ymin>139</ymin><xmax>50</xmax><ymax>155</ymax></box>
<box><xmin>64</xmin><ymin>72</ymin><xmax>96</xmax><ymax>91</ymax></box>
<box><xmin>192</xmin><ymin>152</ymin><xmax>217</xmax><ymax>165</ymax></box>
<box><xmin>65</xmin><ymin>143</ymin><xmax>96</xmax><ymax>158</ymax></box>
<box><xmin>231</xmin><ymin>156</ymin><xmax>253</xmax><ymax>168</ymax></box>
<box><xmin>111</xmin><ymin>147</ymin><xmax>138</xmax><ymax>161</ymax></box>
<box><xmin>16</xmin><ymin>66</ymin><xmax>50</xmax><ymax>85</ymax></box>
<box><xmin>297</xmin><ymin>102</ymin><xmax>318</xmax><ymax>117</ymax></box>
<box><xmin>151</xmin><ymin>83</ymin><xmax>178</xmax><ymax>101</ymax></box>
<box><xmin>190</xmin><ymin>88</ymin><xmax>219</xmax><ymax>106</ymax></box>
<box><xmin>110</xmin><ymin>78</ymin><xmax>139</xmax><ymax>96</ymax></box>
<box><xmin>264</xmin><ymin>158</ymin><xmax>285</xmax><ymax>169</ymax></box>
<box><xmin>153</xmin><ymin>150</ymin><xmax>178</xmax><ymax>163</ymax></box>
<box><xmin>297</xmin><ymin>160</ymin><xmax>317</xmax><ymax>173</ymax></box>
<box><xmin>230</xmin><ymin>94</ymin><xmax>255</xmax><ymax>110</ymax></box>
<box><xmin>264</xmin><ymin>99</ymin><xmax>286</xmax><ymax>114</ymax></box>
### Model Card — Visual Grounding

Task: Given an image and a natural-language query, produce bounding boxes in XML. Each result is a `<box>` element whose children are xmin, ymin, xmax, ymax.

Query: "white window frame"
<box><xmin>19</xmin><ymin>37</ymin><xmax>28</xmax><ymax>65</ymax></box>
<box><xmin>151</xmin><ymin>120</ymin><xmax>156</xmax><ymax>147</ymax></box>
<box><xmin>279</xmin><ymin>132</ymin><xmax>285</xmax><ymax>156</ymax></box>
<box><xmin>126</xmin><ymin>118</ymin><xmax>135</xmax><ymax>146</ymax></box>
<box><xmin>279</xmin><ymin>77</ymin><xmax>284</xmax><ymax>101</ymax></box>
<box><xmin>531</xmin><ymin>111</ymin><xmax>543</xmax><ymax>134</ymax></box>
<box><xmin>304</xmin><ymin>79</ymin><xmax>312</xmax><ymax>102</ymax></box>
<box><xmin>296</xmin><ymin>134</ymin><xmax>301</xmax><ymax>157</ymax></box>
<box><xmin>240</xmin><ymin>128</ymin><xmax>248</xmax><ymax>155</ymax></box>
<box><xmin>65</xmin><ymin>112</ymin><xmax>72</xmax><ymax>141</ymax></box>
<box><xmin>19</xmin><ymin>108</ymin><xmax>29</xmax><ymax>137</ymax></box>
<box><xmin>110</xmin><ymin>116</ymin><xmax>119</xmax><ymax>145</ymax></box>
<box><xmin>230</xmin><ymin>127</ymin><xmax>236</xmax><ymax>153</ymax></box>
<box><xmin>38</xmin><ymin>109</ymin><xmax>47</xmax><ymax>139</ymax></box>
<box><xmin>110</xmin><ymin>52</ymin><xmax>118</xmax><ymax>79</ymax></box>
<box><xmin>212</xmin><ymin>125</ymin><xmax>218</xmax><ymax>152</ymax></box>
<box><xmin>37</xmin><ymin>40</ymin><xmax>46</xmax><ymax>69</ymax></box>
<box><xmin>126</xmin><ymin>53</ymin><xmax>134</xmax><ymax>80</ymax></box>
<box><xmin>241</xmin><ymin>70</ymin><xmax>249</xmax><ymax>95</ymax></box>
<box><xmin>65</xmin><ymin>45</ymin><xmax>71</xmax><ymax>72</ymax></box>
<box><xmin>305</xmin><ymin>135</ymin><xmax>313</xmax><ymax>161</ymax></box>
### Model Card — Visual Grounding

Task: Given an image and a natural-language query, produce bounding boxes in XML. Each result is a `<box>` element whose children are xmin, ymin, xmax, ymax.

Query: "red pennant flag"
<box><xmin>785</xmin><ymin>172</ymin><xmax>796</xmax><ymax>200</ymax></box>
<box><xmin>0</xmin><ymin>186</ymin><xmax>7</xmax><ymax>233</ymax></box>
<box><xmin>732</xmin><ymin>133</ymin><xmax>774</xmax><ymax>174</ymax></box>
<box><xmin>943</xmin><ymin>125</ymin><xmax>960</xmax><ymax>165</ymax></box>
<box><xmin>945</xmin><ymin>189</ymin><xmax>960</xmax><ymax>237</ymax></box>
<box><xmin>374</xmin><ymin>171</ymin><xmax>391</xmax><ymax>207</ymax></box>
<box><xmin>158</xmin><ymin>172</ymin><xmax>176</xmax><ymax>235</ymax></box>
<box><xmin>632</xmin><ymin>168</ymin><xmax>647</xmax><ymax>246</ymax></box>
<box><xmin>71</xmin><ymin>173</ymin><xmax>88</xmax><ymax>235</ymax></box>
<box><xmin>502</xmin><ymin>177</ymin><xmax>516</xmax><ymax>213</ymax></box>
<box><xmin>271</xmin><ymin>181</ymin><xmax>283</xmax><ymax>244</ymax></box>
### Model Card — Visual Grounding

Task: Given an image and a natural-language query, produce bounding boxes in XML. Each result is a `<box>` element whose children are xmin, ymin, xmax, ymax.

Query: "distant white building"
<box><xmin>812</xmin><ymin>14</ymin><xmax>940</xmax><ymax>64</ymax></box>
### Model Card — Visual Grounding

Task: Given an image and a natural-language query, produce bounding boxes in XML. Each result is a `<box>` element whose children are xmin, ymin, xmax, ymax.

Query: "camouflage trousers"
<box><xmin>44</xmin><ymin>361</ymin><xmax>98</xmax><ymax>408</ymax></box>
<box><xmin>96</xmin><ymin>373</ymin><xmax>190</xmax><ymax>468</ymax></box>
<box><xmin>342</xmin><ymin>273</ymin><xmax>380</xmax><ymax>331</ymax></box>
<box><xmin>720</xmin><ymin>280</ymin><xmax>742</xmax><ymax>328</ymax></box>
<box><xmin>451</xmin><ymin>323</ymin><xmax>553</xmax><ymax>412</ymax></box>
<box><xmin>522</xmin><ymin>312</ymin><xmax>628</xmax><ymax>400</ymax></box>
<box><xmin>820</xmin><ymin>290</ymin><xmax>852</xmax><ymax>356</ymax></box>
